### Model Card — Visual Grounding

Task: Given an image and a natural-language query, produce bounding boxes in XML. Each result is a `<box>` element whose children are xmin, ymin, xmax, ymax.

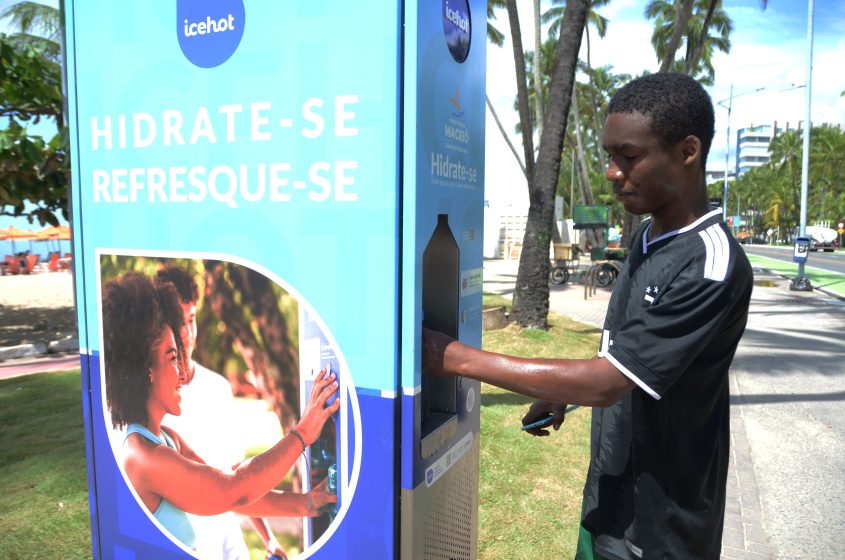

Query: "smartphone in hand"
<box><xmin>520</xmin><ymin>406</ymin><xmax>580</xmax><ymax>431</ymax></box>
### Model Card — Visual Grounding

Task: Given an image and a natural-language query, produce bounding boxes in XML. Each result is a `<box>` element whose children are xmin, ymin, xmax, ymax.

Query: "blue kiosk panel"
<box><xmin>66</xmin><ymin>1</ymin><xmax>484</xmax><ymax>558</ymax></box>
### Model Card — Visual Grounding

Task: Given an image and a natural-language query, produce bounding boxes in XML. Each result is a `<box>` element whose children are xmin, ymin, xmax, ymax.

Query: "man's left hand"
<box><xmin>522</xmin><ymin>400</ymin><xmax>569</xmax><ymax>437</ymax></box>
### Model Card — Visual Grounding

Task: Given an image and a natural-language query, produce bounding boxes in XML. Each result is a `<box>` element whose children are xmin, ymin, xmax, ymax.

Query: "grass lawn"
<box><xmin>1</xmin><ymin>300</ymin><xmax>597</xmax><ymax>559</ymax></box>
<box><xmin>478</xmin><ymin>294</ymin><xmax>597</xmax><ymax>559</ymax></box>
<box><xmin>0</xmin><ymin>370</ymin><xmax>92</xmax><ymax>560</ymax></box>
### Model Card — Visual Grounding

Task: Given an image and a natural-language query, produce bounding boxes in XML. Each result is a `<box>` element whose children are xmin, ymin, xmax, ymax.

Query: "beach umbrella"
<box><xmin>56</xmin><ymin>224</ymin><xmax>71</xmax><ymax>240</ymax></box>
<box><xmin>36</xmin><ymin>226</ymin><xmax>59</xmax><ymax>253</ymax></box>
<box><xmin>35</xmin><ymin>225</ymin><xmax>71</xmax><ymax>254</ymax></box>
<box><xmin>35</xmin><ymin>225</ymin><xmax>70</xmax><ymax>253</ymax></box>
<box><xmin>53</xmin><ymin>225</ymin><xmax>71</xmax><ymax>255</ymax></box>
<box><xmin>1</xmin><ymin>226</ymin><xmax>37</xmax><ymax>254</ymax></box>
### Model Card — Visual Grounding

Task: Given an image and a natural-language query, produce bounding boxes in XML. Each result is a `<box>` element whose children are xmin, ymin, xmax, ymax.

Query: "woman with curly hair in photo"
<box><xmin>102</xmin><ymin>271</ymin><xmax>339</xmax><ymax>552</ymax></box>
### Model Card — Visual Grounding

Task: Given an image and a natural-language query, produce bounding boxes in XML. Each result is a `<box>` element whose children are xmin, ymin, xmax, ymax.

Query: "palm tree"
<box><xmin>543</xmin><ymin>0</ymin><xmax>610</xmax><ymax>163</ymax></box>
<box><xmin>646</xmin><ymin>0</ymin><xmax>732</xmax><ymax>83</ymax></box>
<box><xmin>590</xmin><ymin>64</ymin><xmax>632</xmax><ymax>123</ymax></box>
<box><xmin>731</xmin><ymin>164</ymin><xmax>773</xmax><ymax>237</ymax></box>
<box><xmin>0</xmin><ymin>1</ymin><xmax>62</xmax><ymax>63</ymax></box>
<box><xmin>543</xmin><ymin>0</ymin><xmax>609</xmax><ymax>40</ymax></box>
<box><xmin>505</xmin><ymin>0</ymin><xmax>536</xmax><ymax>185</ymax></box>
<box><xmin>682</xmin><ymin>0</ymin><xmax>720</xmax><ymax>75</ymax></box>
<box><xmin>486</xmin><ymin>0</ymin><xmax>528</xmax><ymax>176</ymax></box>
<box><xmin>509</xmin><ymin>0</ymin><xmax>590</xmax><ymax>329</ymax></box>
<box><xmin>769</xmin><ymin>130</ymin><xmax>804</xmax><ymax>229</ymax></box>
<box><xmin>533</xmin><ymin>0</ymin><xmax>544</xmax><ymax>140</ymax></box>
<box><xmin>487</xmin><ymin>0</ymin><xmax>507</xmax><ymax>46</ymax></box>
<box><xmin>810</xmin><ymin>127</ymin><xmax>845</xmax><ymax>218</ymax></box>
<box><xmin>513</xmin><ymin>37</ymin><xmax>558</xmax><ymax>136</ymax></box>
<box><xmin>651</xmin><ymin>0</ymin><xmax>695</xmax><ymax>73</ymax></box>
<box><xmin>762</xmin><ymin>170</ymin><xmax>797</xmax><ymax>242</ymax></box>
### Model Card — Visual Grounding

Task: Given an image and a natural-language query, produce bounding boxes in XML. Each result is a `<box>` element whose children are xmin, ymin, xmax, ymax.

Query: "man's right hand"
<box><xmin>522</xmin><ymin>400</ymin><xmax>569</xmax><ymax>437</ymax></box>
<box><xmin>421</xmin><ymin>327</ymin><xmax>459</xmax><ymax>378</ymax></box>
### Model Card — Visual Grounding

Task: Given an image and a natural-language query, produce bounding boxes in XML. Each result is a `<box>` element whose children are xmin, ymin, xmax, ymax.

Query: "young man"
<box><xmin>424</xmin><ymin>73</ymin><xmax>752</xmax><ymax>560</ymax></box>
<box><xmin>156</xmin><ymin>266</ymin><xmax>290</xmax><ymax>560</ymax></box>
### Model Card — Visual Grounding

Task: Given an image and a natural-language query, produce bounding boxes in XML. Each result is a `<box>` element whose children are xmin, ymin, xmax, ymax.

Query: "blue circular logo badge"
<box><xmin>442</xmin><ymin>0</ymin><xmax>471</xmax><ymax>64</ymax></box>
<box><xmin>177</xmin><ymin>0</ymin><xmax>245</xmax><ymax>69</ymax></box>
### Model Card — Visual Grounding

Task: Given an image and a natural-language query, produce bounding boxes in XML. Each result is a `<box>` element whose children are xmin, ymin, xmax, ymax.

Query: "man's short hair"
<box><xmin>608</xmin><ymin>73</ymin><xmax>715</xmax><ymax>166</ymax></box>
<box><xmin>154</xmin><ymin>265</ymin><xmax>199</xmax><ymax>305</ymax></box>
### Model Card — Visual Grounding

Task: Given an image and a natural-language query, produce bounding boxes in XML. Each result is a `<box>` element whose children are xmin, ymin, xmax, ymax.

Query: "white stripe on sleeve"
<box><xmin>699</xmin><ymin>225</ymin><xmax>730</xmax><ymax>281</ymax></box>
<box><xmin>603</xmin><ymin>351</ymin><xmax>662</xmax><ymax>401</ymax></box>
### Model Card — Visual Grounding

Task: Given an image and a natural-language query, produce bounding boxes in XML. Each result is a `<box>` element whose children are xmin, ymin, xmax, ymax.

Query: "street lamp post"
<box><xmin>791</xmin><ymin>0</ymin><xmax>815</xmax><ymax>292</ymax></box>
<box><xmin>717</xmin><ymin>86</ymin><xmax>764</xmax><ymax>224</ymax></box>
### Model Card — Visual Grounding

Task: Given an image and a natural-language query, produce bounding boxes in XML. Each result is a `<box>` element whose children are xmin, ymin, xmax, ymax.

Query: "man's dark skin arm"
<box><xmin>422</xmin><ymin>328</ymin><xmax>636</xmax><ymax>434</ymax></box>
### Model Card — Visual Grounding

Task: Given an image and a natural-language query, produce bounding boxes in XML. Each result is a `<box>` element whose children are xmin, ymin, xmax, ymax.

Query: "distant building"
<box><xmin>735</xmin><ymin>121</ymin><xmax>841</xmax><ymax>176</ymax></box>
<box><xmin>705</xmin><ymin>169</ymin><xmax>735</xmax><ymax>185</ymax></box>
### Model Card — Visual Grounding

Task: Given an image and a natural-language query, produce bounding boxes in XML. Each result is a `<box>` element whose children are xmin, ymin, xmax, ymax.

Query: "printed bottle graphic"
<box><xmin>421</xmin><ymin>214</ymin><xmax>459</xmax><ymax>457</ymax></box>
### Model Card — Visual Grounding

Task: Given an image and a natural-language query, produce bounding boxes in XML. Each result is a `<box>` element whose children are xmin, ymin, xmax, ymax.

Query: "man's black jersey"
<box><xmin>582</xmin><ymin>208</ymin><xmax>753</xmax><ymax>560</ymax></box>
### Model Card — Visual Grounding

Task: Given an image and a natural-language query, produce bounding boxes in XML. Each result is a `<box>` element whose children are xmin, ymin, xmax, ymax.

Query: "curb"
<box><xmin>0</xmin><ymin>338</ymin><xmax>79</xmax><ymax>362</ymax></box>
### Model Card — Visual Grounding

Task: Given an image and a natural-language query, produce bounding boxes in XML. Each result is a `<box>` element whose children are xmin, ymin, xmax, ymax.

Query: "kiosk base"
<box><xmin>401</xmin><ymin>434</ymin><xmax>480</xmax><ymax>560</ymax></box>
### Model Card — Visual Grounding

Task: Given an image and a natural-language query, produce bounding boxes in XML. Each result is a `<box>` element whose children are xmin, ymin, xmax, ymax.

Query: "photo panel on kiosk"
<box><xmin>91</xmin><ymin>252</ymin><xmax>361</xmax><ymax>558</ymax></box>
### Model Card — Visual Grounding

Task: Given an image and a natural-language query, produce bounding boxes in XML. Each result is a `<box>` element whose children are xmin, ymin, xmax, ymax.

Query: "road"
<box><xmin>743</xmin><ymin>245</ymin><xmax>845</xmax><ymax>275</ymax></box>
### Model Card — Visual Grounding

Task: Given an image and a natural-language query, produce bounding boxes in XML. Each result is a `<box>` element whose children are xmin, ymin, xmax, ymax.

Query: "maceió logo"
<box><xmin>177</xmin><ymin>0</ymin><xmax>245</xmax><ymax>69</ymax></box>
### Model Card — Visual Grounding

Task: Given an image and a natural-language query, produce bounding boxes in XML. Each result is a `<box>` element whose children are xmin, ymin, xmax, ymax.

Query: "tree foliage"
<box><xmin>719</xmin><ymin>126</ymin><xmax>845</xmax><ymax>242</ymax></box>
<box><xmin>0</xmin><ymin>33</ymin><xmax>69</xmax><ymax>226</ymax></box>
<box><xmin>646</xmin><ymin>0</ymin><xmax>732</xmax><ymax>84</ymax></box>
<box><xmin>487</xmin><ymin>0</ymin><xmax>507</xmax><ymax>47</ymax></box>
<box><xmin>0</xmin><ymin>0</ymin><xmax>62</xmax><ymax>63</ymax></box>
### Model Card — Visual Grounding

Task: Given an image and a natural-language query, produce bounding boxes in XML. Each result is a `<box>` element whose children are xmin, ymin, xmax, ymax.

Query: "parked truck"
<box><xmin>805</xmin><ymin>225</ymin><xmax>839</xmax><ymax>252</ymax></box>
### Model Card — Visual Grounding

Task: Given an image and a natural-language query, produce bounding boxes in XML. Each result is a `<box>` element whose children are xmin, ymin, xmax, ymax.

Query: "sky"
<box><xmin>484</xmin><ymin>0</ymin><xmax>845</xmax><ymax>211</ymax></box>
<box><xmin>2</xmin><ymin>0</ymin><xmax>844</xmax><ymax>245</ymax></box>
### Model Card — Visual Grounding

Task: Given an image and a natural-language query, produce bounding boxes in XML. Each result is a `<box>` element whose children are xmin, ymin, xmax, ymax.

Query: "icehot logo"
<box><xmin>442</xmin><ymin>0</ymin><xmax>471</xmax><ymax>63</ymax></box>
<box><xmin>177</xmin><ymin>0</ymin><xmax>245</xmax><ymax>69</ymax></box>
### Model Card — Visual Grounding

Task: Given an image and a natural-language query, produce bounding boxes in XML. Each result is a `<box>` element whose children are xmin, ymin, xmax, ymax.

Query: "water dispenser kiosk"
<box><xmin>66</xmin><ymin>1</ymin><xmax>485</xmax><ymax>558</ymax></box>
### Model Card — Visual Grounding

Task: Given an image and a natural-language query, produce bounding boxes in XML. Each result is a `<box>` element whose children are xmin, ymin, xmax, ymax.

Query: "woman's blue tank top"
<box><xmin>125</xmin><ymin>424</ymin><xmax>197</xmax><ymax>549</ymax></box>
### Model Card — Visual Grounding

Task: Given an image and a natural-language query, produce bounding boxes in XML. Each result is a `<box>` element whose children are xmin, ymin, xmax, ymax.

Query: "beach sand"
<box><xmin>0</xmin><ymin>272</ymin><xmax>77</xmax><ymax>348</ymax></box>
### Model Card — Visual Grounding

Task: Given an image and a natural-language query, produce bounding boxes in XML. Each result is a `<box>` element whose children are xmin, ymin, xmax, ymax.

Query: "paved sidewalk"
<box><xmin>481</xmin><ymin>258</ymin><xmax>776</xmax><ymax>559</ymax></box>
<box><xmin>0</xmin><ymin>352</ymin><xmax>80</xmax><ymax>379</ymax></box>
<box><xmin>728</xmin><ymin>271</ymin><xmax>845</xmax><ymax>558</ymax></box>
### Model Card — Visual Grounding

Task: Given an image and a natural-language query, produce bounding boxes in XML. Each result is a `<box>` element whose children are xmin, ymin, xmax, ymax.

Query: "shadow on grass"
<box><xmin>564</xmin><ymin>325</ymin><xmax>602</xmax><ymax>336</ymax></box>
<box><xmin>481</xmin><ymin>391</ymin><xmax>535</xmax><ymax>407</ymax></box>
